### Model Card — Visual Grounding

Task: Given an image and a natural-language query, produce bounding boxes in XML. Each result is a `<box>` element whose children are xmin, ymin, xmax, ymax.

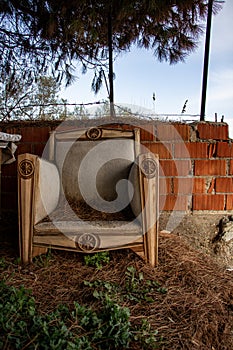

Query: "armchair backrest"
<box><xmin>49</xmin><ymin>126</ymin><xmax>141</xmax><ymax>214</ymax></box>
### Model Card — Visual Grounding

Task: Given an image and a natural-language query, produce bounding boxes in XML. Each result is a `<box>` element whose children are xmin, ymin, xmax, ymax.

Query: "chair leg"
<box><xmin>18</xmin><ymin>154</ymin><xmax>38</xmax><ymax>264</ymax></box>
<box><xmin>32</xmin><ymin>246</ymin><xmax>48</xmax><ymax>259</ymax></box>
<box><xmin>139</xmin><ymin>153</ymin><xmax>159</xmax><ymax>267</ymax></box>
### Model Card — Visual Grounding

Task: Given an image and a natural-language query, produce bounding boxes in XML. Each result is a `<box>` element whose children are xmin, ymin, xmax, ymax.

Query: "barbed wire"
<box><xmin>0</xmin><ymin>100</ymin><xmax>105</xmax><ymax>111</ymax></box>
<box><xmin>0</xmin><ymin>99</ymin><xmax>202</xmax><ymax>123</ymax></box>
<box><xmin>114</xmin><ymin>103</ymin><xmax>200</xmax><ymax>119</ymax></box>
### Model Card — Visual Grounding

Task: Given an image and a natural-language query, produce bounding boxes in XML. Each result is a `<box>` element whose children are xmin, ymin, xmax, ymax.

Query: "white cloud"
<box><xmin>211</xmin><ymin>0</ymin><xmax>233</xmax><ymax>54</ymax></box>
<box><xmin>208</xmin><ymin>68</ymin><xmax>233</xmax><ymax>102</ymax></box>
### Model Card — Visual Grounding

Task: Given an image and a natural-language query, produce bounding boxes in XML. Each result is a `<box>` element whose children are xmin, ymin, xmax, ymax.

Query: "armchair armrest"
<box><xmin>34</xmin><ymin>157</ymin><xmax>60</xmax><ymax>224</ymax></box>
<box><xmin>128</xmin><ymin>152</ymin><xmax>159</xmax><ymax>266</ymax></box>
<box><xmin>18</xmin><ymin>153</ymin><xmax>60</xmax><ymax>263</ymax></box>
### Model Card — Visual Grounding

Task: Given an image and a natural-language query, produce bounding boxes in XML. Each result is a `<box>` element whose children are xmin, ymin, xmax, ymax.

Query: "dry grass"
<box><xmin>1</xmin><ymin>231</ymin><xmax>233</xmax><ymax>349</ymax></box>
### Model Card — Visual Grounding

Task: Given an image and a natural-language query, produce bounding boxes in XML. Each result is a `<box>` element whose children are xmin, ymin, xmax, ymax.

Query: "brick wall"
<box><xmin>1</xmin><ymin>122</ymin><xmax>55</xmax><ymax>211</ymax></box>
<box><xmin>1</xmin><ymin>120</ymin><xmax>232</xmax><ymax>213</ymax></box>
<box><xmin>142</xmin><ymin>121</ymin><xmax>232</xmax><ymax>211</ymax></box>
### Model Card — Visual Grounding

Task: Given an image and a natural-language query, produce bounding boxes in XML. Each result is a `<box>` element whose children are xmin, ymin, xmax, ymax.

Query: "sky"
<box><xmin>60</xmin><ymin>0</ymin><xmax>233</xmax><ymax>136</ymax></box>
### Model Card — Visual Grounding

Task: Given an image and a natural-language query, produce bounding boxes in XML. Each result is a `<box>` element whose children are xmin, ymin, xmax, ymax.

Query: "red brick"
<box><xmin>226</xmin><ymin>195</ymin><xmax>233</xmax><ymax>210</ymax></box>
<box><xmin>174</xmin><ymin>124</ymin><xmax>190</xmax><ymax>141</ymax></box>
<box><xmin>173</xmin><ymin>177</ymin><xmax>193</xmax><ymax>194</ymax></box>
<box><xmin>215</xmin><ymin>178</ymin><xmax>233</xmax><ymax>193</ymax></box>
<box><xmin>194</xmin><ymin>160</ymin><xmax>226</xmax><ymax>176</ymax></box>
<box><xmin>159</xmin><ymin>160</ymin><xmax>192</xmax><ymax>176</ymax></box>
<box><xmin>193</xmin><ymin>178</ymin><xmax>206</xmax><ymax>193</ymax></box>
<box><xmin>55</xmin><ymin>124</ymin><xmax>79</xmax><ymax>132</ymax></box>
<box><xmin>1</xmin><ymin>192</ymin><xmax>17</xmax><ymax>210</ymax></box>
<box><xmin>197</xmin><ymin>122</ymin><xmax>228</xmax><ymax>140</ymax></box>
<box><xmin>207</xmin><ymin>178</ymin><xmax>215</xmax><ymax>194</ymax></box>
<box><xmin>17</xmin><ymin>143</ymin><xmax>33</xmax><ymax>155</ymax></box>
<box><xmin>1</xmin><ymin>176</ymin><xmax>17</xmax><ymax>192</ymax></box>
<box><xmin>159</xmin><ymin>194</ymin><xmax>189</xmax><ymax>211</ymax></box>
<box><xmin>159</xmin><ymin>177</ymin><xmax>171</xmax><ymax>195</ymax></box>
<box><xmin>142</xmin><ymin>142</ymin><xmax>172</xmax><ymax>159</ymax></box>
<box><xmin>193</xmin><ymin>194</ymin><xmax>225</xmax><ymax>210</ymax></box>
<box><xmin>4</xmin><ymin>127</ymin><xmax>19</xmax><ymax>135</ymax></box>
<box><xmin>139</xmin><ymin>124</ymin><xmax>155</xmax><ymax>141</ymax></box>
<box><xmin>1</xmin><ymin>161</ymin><xmax>17</xmax><ymax>176</ymax></box>
<box><xmin>174</xmin><ymin>142</ymin><xmax>208</xmax><ymax>158</ymax></box>
<box><xmin>216</xmin><ymin>142</ymin><xmax>233</xmax><ymax>157</ymax></box>
<box><xmin>208</xmin><ymin>143</ymin><xmax>217</xmax><ymax>158</ymax></box>
<box><xmin>19</xmin><ymin>126</ymin><xmax>51</xmax><ymax>143</ymax></box>
<box><xmin>32</xmin><ymin>143</ymin><xmax>47</xmax><ymax>157</ymax></box>
<box><xmin>156</xmin><ymin>123</ymin><xmax>190</xmax><ymax>141</ymax></box>
<box><xmin>229</xmin><ymin>160</ymin><xmax>233</xmax><ymax>175</ymax></box>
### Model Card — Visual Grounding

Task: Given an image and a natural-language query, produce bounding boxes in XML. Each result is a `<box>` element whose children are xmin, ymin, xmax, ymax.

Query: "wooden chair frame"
<box><xmin>18</xmin><ymin>126</ymin><xmax>159</xmax><ymax>266</ymax></box>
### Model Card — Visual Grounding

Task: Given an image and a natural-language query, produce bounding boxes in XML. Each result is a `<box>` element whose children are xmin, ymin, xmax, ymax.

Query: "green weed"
<box><xmin>33</xmin><ymin>248</ymin><xmax>53</xmax><ymax>268</ymax></box>
<box><xmin>0</xmin><ymin>282</ymin><xmax>134</xmax><ymax>349</ymax></box>
<box><xmin>84</xmin><ymin>251</ymin><xmax>110</xmax><ymax>269</ymax></box>
<box><xmin>0</xmin><ymin>264</ymin><xmax>166</xmax><ymax>349</ymax></box>
<box><xmin>85</xmin><ymin>265</ymin><xmax>167</xmax><ymax>304</ymax></box>
<box><xmin>133</xmin><ymin>319</ymin><xmax>163</xmax><ymax>349</ymax></box>
<box><xmin>0</xmin><ymin>257</ymin><xmax>6</xmax><ymax>269</ymax></box>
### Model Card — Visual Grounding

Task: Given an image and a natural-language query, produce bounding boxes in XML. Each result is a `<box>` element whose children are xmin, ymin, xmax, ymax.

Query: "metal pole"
<box><xmin>108</xmin><ymin>7</ymin><xmax>115</xmax><ymax>118</ymax></box>
<box><xmin>0</xmin><ymin>149</ymin><xmax>2</xmax><ymax>220</ymax></box>
<box><xmin>200</xmin><ymin>0</ymin><xmax>213</xmax><ymax>121</ymax></box>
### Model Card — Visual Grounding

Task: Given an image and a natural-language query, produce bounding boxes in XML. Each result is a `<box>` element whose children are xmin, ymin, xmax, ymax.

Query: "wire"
<box><xmin>0</xmin><ymin>100</ymin><xmax>105</xmax><ymax>110</ymax></box>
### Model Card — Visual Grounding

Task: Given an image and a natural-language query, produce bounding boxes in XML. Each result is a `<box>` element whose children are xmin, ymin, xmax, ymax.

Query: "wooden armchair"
<box><xmin>18</xmin><ymin>126</ymin><xmax>159</xmax><ymax>266</ymax></box>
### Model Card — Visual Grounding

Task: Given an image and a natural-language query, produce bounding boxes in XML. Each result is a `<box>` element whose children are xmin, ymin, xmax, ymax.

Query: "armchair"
<box><xmin>18</xmin><ymin>125</ymin><xmax>159</xmax><ymax>266</ymax></box>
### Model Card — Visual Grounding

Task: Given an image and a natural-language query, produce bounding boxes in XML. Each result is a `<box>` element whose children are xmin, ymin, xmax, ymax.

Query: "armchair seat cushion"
<box><xmin>34</xmin><ymin>220</ymin><xmax>142</xmax><ymax>234</ymax></box>
<box><xmin>34</xmin><ymin>220</ymin><xmax>142</xmax><ymax>250</ymax></box>
<box><xmin>40</xmin><ymin>198</ymin><xmax>135</xmax><ymax>222</ymax></box>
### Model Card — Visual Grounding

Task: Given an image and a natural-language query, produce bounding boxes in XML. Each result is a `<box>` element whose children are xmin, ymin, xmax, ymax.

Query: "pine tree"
<box><xmin>0</xmin><ymin>1</ymin><xmax>223</xmax><ymax>96</ymax></box>
<box><xmin>0</xmin><ymin>75</ymin><xmax>64</xmax><ymax>121</ymax></box>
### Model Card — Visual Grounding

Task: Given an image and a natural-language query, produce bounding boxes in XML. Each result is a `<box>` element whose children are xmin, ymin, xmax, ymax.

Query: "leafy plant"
<box><xmin>84</xmin><ymin>251</ymin><xmax>110</xmax><ymax>269</ymax></box>
<box><xmin>85</xmin><ymin>266</ymin><xmax>167</xmax><ymax>305</ymax></box>
<box><xmin>0</xmin><ymin>282</ymin><xmax>36</xmax><ymax>349</ymax></box>
<box><xmin>84</xmin><ymin>279</ymin><xmax>120</xmax><ymax>303</ymax></box>
<box><xmin>72</xmin><ymin>299</ymin><xmax>131</xmax><ymax>349</ymax></box>
<box><xmin>133</xmin><ymin>319</ymin><xmax>162</xmax><ymax>349</ymax></box>
<box><xmin>83</xmin><ymin>267</ymin><xmax>167</xmax><ymax>349</ymax></box>
<box><xmin>0</xmin><ymin>262</ymin><xmax>166</xmax><ymax>349</ymax></box>
<box><xmin>14</xmin><ymin>257</ymin><xmax>21</xmax><ymax>265</ymax></box>
<box><xmin>0</xmin><ymin>282</ymin><xmax>135</xmax><ymax>349</ymax></box>
<box><xmin>0</xmin><ymin>257</ymin><xmax>6</xmax><ymax>269</ymax></box>
<box><xmin>33</xmin><ymin>248</ymin><xmax>53</xmax><ymax>268</ymax></box>
<box><xmin>125</xmin><ymin>266</ymin><xmax>167</xmax><ymax>302</ymax></box>
<box><xmin>0</xmin><ymin>281</ymin><xmax>127</xmax><ymax>349</ymax></box>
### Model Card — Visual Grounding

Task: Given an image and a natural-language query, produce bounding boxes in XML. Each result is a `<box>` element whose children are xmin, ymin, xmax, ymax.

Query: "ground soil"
<box><xmin>159</xmin><ymin>212</ymin><xmax>233</xmax><ymax>270</ymax></box>
<box><xmin>0</xmin><ymin>211</ymin><xmax>233</xmax><ymax>349</ymax></box>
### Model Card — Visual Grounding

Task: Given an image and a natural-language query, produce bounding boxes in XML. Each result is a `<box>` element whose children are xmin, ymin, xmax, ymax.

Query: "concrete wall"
<box><xmin>1</xmin><ymin>120</ymin><xmax>232</xmax><ymax>213</ymax></box>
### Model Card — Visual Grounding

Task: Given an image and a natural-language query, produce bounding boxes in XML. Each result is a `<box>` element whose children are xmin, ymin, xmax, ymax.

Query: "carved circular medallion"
<box><xmin>76</xmin><ymin>233</ymin><xmax>99</xmax><ymax>252</ymax></box>
<box><xmin>86</xmin><ymin>127</ymin><xmax>102</xmax><ymax>140</ymax></box>
<box><xmin>18</xmin><ymin>159</ymin><xmax>34</xmax><ymax>179</ymax></box>
<box><xmin>141</xmin><ymin>158</ymin><xmax>157</xmax><ymax>178</ymax></box>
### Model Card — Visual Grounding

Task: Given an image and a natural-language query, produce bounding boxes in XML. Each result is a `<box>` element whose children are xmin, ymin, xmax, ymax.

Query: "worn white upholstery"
<box><xmin>56</xmin><ymin>139</ymin><xmax>136</xmax><ymax>213</ymax></box>
<box><xmin>128</xmin><ymin>162</ymin><xmax>141</xmax><ymax>220</ymax></box>
<box><xmin>34</xmin><ymin>158</ymin><xmax>60</xmax><ymax>224</ymax></box>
